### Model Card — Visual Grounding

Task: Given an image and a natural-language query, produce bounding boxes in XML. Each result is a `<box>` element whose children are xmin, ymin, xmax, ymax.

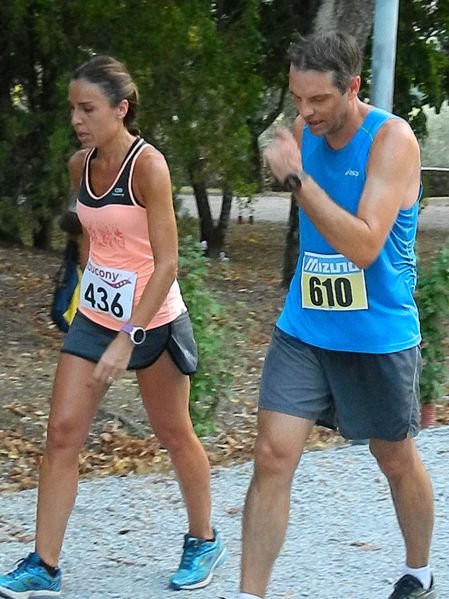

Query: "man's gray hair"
<box><xmin>288</xmin><ymin>31</ymin><xmax>362</xmax><ymax>94</ymax></box>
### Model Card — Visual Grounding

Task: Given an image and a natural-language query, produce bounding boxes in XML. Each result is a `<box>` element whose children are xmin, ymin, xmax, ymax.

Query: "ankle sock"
<box><xmin>402</xmin><ymin>564</ymin><xmax>431</xmax><ymax>590</ymax></box>
<box><xmin>190</xmin><ymin>530</ymin><xmax>215</xmax><ymax>543</ymax></box>
<box><xmin>239</xmin><ymin>594</ymin><xmax>263</xmax><ymax>599</ymax></box>
<box><xmin>38</xmin><ymin>558</ymin><xmax>58</xmax><ymax>577</ymax></box>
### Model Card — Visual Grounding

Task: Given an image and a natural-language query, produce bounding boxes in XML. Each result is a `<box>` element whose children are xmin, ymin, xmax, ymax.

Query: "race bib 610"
<box><xmin>80</xmin><ymin>258</ymin><xmax>137</xmax><ymax>321</ymax></box>
<box><xmin>301</xmin><ymin>251</ymin><xmax>368</xmax><ymax>311</ymax></box>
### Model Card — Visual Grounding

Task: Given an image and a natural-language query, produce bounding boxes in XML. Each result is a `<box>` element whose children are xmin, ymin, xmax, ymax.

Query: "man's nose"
<box><xmin>299</xmin><ymin>100</ymin><xmax>314</xmax><ymax>119</ymax></box>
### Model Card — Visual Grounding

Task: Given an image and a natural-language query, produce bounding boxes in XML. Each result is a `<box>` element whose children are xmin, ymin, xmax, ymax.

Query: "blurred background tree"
<box><xmin>1</xmin><ymin>0</ymin><xmax>449</xmax><ymax>253</ymax></box>
<box><xmin>2</xmin><ymin>0</ymin><xmax>449</xmax><ymax>429</ymax></box>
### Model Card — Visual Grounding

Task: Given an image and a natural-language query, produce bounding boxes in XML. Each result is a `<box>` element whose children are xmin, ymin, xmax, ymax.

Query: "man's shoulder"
<box><xmin>366</xmin><ymin>111</ymin><xmax>420</xmax><ymax>179</ymax></box>
<box><xmin>368</xmin><ymin>107</ymin><xmax>418</xmax><ymax>159</ymax></box>
<box><xmin>371</xmin><ymin>113</ymin><xmax>418</xmax><ymax>154</ymax></box>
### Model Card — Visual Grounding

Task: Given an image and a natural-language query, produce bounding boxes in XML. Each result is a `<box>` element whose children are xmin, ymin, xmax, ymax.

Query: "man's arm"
<box><xmin>265</xmin><ymin>119</ymin><xmax>420</xmax><ymax>269</ymax></box>
<box><xmin>297</xmin><ymin>119</ymin><xmax>420</xmax><ymax>267</ymax></box>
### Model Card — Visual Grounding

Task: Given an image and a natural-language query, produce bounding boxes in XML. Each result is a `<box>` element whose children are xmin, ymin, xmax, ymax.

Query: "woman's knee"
<box><xmin>153</xmin><ymin>421</ymin><xmax>195</xmax><ymax>454</ymax></box>
<box><xmin>45</xmin><ymin>416</ymin><xmax>87</xmax><ymax>454</ymax></box>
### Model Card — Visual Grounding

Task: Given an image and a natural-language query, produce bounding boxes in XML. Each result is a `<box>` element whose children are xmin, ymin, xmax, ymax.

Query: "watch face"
<box><xmin>284</xmin><ymin>174</ymin><xmax>301</xmax><ymax>192</ymax></box>
<box><xmin>132</xmin><ymin>327</ymin><xmax>146</xmax><ymax>344</ymax></box>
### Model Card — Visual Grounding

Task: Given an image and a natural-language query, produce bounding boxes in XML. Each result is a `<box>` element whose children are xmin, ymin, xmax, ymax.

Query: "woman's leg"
<box><xmin>137</xmin><ymin>351</ymin><xmax>212</xmax><ymax>539</ymax></box>
<box><xmin>35</xmin><ymin>353</ymin><xmax>106</xmax><ymax>565</ymax></box>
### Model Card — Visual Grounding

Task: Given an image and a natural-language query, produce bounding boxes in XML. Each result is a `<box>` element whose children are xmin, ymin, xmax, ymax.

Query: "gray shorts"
<box><xmin>259</xmin><ymin>326</ymin><xmax>421</xmax><ymax>441</ymax></box>
<box><xmin>61</xmin><ymin>310</ymin><xmax>197</xmax><ymax>374</ymax></box>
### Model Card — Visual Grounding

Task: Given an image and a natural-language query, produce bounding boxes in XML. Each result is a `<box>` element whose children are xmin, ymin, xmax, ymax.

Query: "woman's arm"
<box><xmin>119</xmin><ymin>146</ymin><xmax>178</xmax><ymax>329</ymax></box>
<box><xmin>68</xmin><ymin>151</ymin><xmax>90</xmax><ymax>267</ymax></box>
<box><xmin>92</xmin><ymin>146</ymin><xmax>178</xmax><ymax>385</ymax></box>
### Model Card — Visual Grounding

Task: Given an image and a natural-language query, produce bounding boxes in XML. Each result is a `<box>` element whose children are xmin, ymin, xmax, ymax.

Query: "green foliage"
<box><xmin>359</xmin><ymin>1</ymin><xmax>449</xmax><ymax>140</ymax></box>
<box><xmin>140</xmin><ymin>1</ymin><xmax>262</xmax><ymax>190</ymax></box>
<box><xmin>177</xmin><ymin>228</ymin><xmax>233</xmax><ymax>435</ymax></box>
<box><xmin>394</xmin><ymin>0</ymin><xmax>449</xmax><ymax>139</ymax></box>
<box><xmin>416</xmin><ymin>240</ymin><xmax>449</xmax><ymax>404</ymax></box>
<box><xmin>0</xmin><ymin>0</ymin><xmax>88</xmax><ymax>247</ymax></box>
<box><xmin>0</xmin><ymin>0</ymin><xmax>264</xmax><ymax>248</ymax></box>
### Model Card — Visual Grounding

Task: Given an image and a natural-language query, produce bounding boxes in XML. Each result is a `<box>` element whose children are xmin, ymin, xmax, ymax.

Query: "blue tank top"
<box><xmin>277</xmin><ymin>108</ymin><xmax>421</xmax><ymax>353</ymax></box>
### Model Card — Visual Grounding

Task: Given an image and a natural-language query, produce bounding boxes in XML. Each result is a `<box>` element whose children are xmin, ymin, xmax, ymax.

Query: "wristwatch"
<box><xmin>120</xmin><ymin>323</ymin><xmax>146</xmax><ymax>345</ymax></box>
<box><xmin>283</xmin><ymin>169</ymin><xmax>307</xmax><ymax>192</ymax></box>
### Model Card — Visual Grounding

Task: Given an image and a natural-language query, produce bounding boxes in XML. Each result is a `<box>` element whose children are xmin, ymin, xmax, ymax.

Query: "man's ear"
<box><xmin>347</xmin><ymin>75</ymin><xmax>361</xmax><ymax>100</ymax></box>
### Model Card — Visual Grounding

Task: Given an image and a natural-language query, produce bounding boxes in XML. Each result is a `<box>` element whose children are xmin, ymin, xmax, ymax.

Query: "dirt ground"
<box><xmin>1</xmin><ymin>220</ymin><xmax>448</xmax><ymax>491</ymax></box>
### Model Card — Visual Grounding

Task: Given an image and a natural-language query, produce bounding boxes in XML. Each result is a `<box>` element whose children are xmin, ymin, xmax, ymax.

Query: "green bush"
<box><xmin>177</xmin><ymin>226</ymin><xmax>233</xmax><ymax>435</ymax></box>
<box><xmin>416</xmin><ymin>240</ymin><xmax>449</xmax><ymax>404</ymax></box>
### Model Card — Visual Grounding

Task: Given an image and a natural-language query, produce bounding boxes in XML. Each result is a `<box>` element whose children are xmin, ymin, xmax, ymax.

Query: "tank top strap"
<box><xmin>80</xmin><ymin>146</ymin><xmax>95</xmax><ymax>183</ymax></box>
<box><xmin>116</xmin><ymin>138</ymin><xmax>149</xmax><ymax>207</ymax></box>
<box><xmin>359</xmin><ymin>107</ymin><xmax>395</xmax><ymax>141</ymax></box>
<box><xmin>118</xmin><ymin>138</ymin><xmax>146</xmax><ymax>175</ymax></box>
<box><xmin>115</xmin><ymin>138</ymin><xmax>147</xmax><ymax>185</ymax></box>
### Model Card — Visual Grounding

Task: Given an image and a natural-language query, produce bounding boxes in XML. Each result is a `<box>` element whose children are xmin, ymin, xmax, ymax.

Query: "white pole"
<box><xmin>370</xmin><ymin>0</ymin><xmax>400</xmax><ymax>111</ymax></box>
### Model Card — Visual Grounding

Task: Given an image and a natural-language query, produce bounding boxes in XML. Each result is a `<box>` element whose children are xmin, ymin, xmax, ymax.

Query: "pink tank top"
<box><xmin>76</xmin><ymin>138</ymin><xmax>186</xmax><ymax>331</ymax></box>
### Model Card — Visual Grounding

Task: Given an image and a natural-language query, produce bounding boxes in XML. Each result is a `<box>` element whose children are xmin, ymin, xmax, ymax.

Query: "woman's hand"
<box><xmin>91</xmin><ymin>333</ymin><xmax>133</xmax><ymax>387</ymax></box>
<box><xmin>263</xmin><ymin>127</ymin><xmax>303</xmax><ymax>185</ymax></box>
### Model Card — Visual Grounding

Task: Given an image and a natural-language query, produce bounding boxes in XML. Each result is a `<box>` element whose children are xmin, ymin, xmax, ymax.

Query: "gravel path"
<box><xmin>0</xmin><ymin>427</ymin><xmax>447</xmax><ymax>598</ymax></box>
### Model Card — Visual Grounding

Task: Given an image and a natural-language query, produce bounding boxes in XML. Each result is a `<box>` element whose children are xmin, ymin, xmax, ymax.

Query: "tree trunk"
<box><xmin>313</xmin><ymin>0</ymin><xmax>375</xmax><ymax>47</ymax></box>
<box><xmin>191</xmin><ymin>177</ymin><xmax>233</xmax><ymax>258</ymax></box>
<box><xmin>192</xmin><ymin>179</ymin><xmax>214</xmax><ymax>245</ymax></box>
<box><xmin>248</xmin><ymin>86</ymin><xmax>289</xmax><ymax>192</ymax></box>
<box><xmin>282</xmin><ymin>195</ymin><xmax>299</xmax><ymax>287</ymax></box>
<box><xmin>282</xmin><ymin>0</ymin><xmax>375</xmax><ymax>287</ymax></box>
<box><xmin>208</xmin><ymin>186</ymin><xmax>233</xmax><ymax>258</ymax></box>
<box><xmin>250</xmin><ymin>133</ymin><xmax>264</xmax><ymax>192</ymax></box>
<box><xmin>33</xmin><ymin>218</ymin><xmax>53</xmax><ymax>250</ymax></box>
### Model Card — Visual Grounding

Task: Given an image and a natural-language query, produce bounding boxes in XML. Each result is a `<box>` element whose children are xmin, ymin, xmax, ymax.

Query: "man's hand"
<box><xmin>263</xmin><ymin>128</ymin><xmax>303</xmax><ymax>186</ymax></box>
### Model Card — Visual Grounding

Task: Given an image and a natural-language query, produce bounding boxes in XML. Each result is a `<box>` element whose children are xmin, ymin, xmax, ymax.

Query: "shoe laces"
<box><xmin>9</xmin><ymin>555</ymin><xmax>36</xmax><ymax>580</ymax></box>
<box><xmin>179</xmin><ymin>537</ymin><xmax>206</xmax><ymax>569</ymax></box>
<box><xmin>394</xmin><ymin>575</ymin><xmax>423</xmax><ymax>593</ymax></box>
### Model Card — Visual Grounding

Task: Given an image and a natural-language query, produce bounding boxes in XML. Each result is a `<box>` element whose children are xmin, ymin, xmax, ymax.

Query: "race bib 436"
<box><xmin>301</xmin><ymin>252</ymin><xmax>368</xmax><ymax>311</ymax></box>
<box><xmin>80</xmin><ymin>258</ymin><xmax>137</xmax><ymax>321</ymax></box>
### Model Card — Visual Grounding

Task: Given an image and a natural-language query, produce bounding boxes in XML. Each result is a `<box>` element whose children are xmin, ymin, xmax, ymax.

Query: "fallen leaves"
<box><xmin>1</xmin><ymin>225</ymin><xmax>449</xmax><ymax>496</ymax></box>
<box><xmin>0</xmin><ymin>415</ymin><xmax>350</xmax><ymax>494</ymax></box>
<box><xmin>349</xmin><ymin>540</ymin><xmax>381</xmax><ymax>552</ymax></box>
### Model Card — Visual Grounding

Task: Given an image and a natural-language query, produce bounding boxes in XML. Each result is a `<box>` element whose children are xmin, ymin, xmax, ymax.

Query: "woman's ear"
<box><xmin>117</xmin><ymin>99</ymin><xmax>129</xmax><ymax>121</ymax></box>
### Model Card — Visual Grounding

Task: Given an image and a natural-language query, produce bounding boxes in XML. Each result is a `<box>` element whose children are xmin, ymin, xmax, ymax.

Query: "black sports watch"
<box><xmin>283</xmin><ymin>169</ymin><xmax>307</xmax><ymax>192</ymax></box>
<box><xmin>120</xmin><ymin>323</ymin><xmax>146</xmax><ymax>345</ymax></box>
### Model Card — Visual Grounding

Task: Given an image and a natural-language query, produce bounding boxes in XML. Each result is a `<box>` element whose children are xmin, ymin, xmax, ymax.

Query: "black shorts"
<box><xmin>61</xmin><ymin>310</ymin><xmax>197</xmax><ymax>374</ymax></box>
<box><xmin>259</xmin><ymin>326</ymin><xmax>421</xmax><ymax>441</ymax></box>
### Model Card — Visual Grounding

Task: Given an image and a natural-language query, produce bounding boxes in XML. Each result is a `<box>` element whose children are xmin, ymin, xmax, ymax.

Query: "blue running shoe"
<box><xmin>0</xmin><ymin>552</ymin><xmax>61</xmax><ymax>598</ymax></box>
<box><xmin>169</xmin><ymin>529</ymin><xmax>227</xmax><ymax>590</ymax></box>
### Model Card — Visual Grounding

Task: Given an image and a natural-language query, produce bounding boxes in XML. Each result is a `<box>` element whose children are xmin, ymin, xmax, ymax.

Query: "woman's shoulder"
<box><xmin>68</xmin><ymin>149</ymin><xmax>89</xmax><ymax>191</ymax></box>
<box><xmin>68</xmin><ymin>149</ymin><xmax>89</xmax><ymax>174</ymax></box>
<box><xmin>132</xmin><ymin>141</ymin><xmax>171</xmax><ymax>204</ymax></box>
<box><xmin>134</xmin><ymin>142</ymin><xmax>169</xmax><ymax>178</ymax></box>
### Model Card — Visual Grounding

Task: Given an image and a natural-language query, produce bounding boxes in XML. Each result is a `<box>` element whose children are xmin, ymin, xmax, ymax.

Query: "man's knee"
<box><xmin>253</xmin><ymin>436</ymin><xmax>299</xmax><ymax>483</ymax></box>
<box><xmin>370</xmin><ymin>438</ymin><xmax>418</xmax><ymax>480</ymax></box>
